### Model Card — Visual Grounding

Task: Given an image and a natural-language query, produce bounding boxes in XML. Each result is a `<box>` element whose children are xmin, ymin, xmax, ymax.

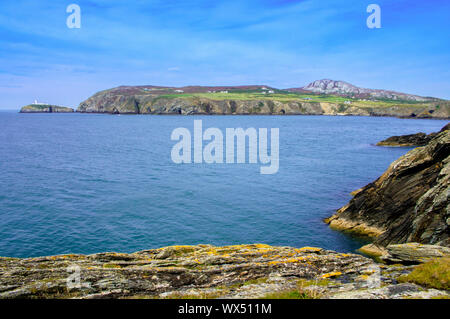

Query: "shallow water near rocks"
<box><xmin>0</xmin><ymin>111</ymin><xmax>447</xmax><ymax>257</ymax></box>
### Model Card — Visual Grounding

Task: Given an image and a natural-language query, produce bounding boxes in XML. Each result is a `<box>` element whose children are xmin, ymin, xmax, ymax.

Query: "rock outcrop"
<box><xmin>301</xmin><ymin>79</ymin><xmax>432</xmax><ymax>102</ymax></box>
<box><xmin>376</xmin><ymin>133</ymin><xmax>435</xmax><ymax>147</ymax></box>
<box><xmin>440</xmin><ymin>123</ymin><xmax>450</xmax><ymax>132</ymax></box>
<box><xmin>1</xmin><ymin>244</ymin><xmax>448</xmax><ymax>299</ymax></box>
<box><xmin>20</xmin><ymin>104</ymin><xmax>74</xmax><ymax>113</ymax></box>
<box><xmin>326</xmin><ymin>129</ymin><xmax>449</xmax><ymax>248</ymax></box>
<box><xmin>376</xmin><ymin>124</ymin><xmax>449</xmax><ymax>146</ymax></box>
<box><xmin>381</xmin><ymin>243</ymin><xmax>450</xmax><ymax>264</ymax></box>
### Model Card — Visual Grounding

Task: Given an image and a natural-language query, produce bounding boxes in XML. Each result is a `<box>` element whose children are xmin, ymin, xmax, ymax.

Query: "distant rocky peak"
<box><xmin>303</xmin><ymin>79</ymin><xmax>364</xmax><ymax>95</ymax></box>
<box><xmin>302</xmin><ymin>79</ymin><xmax>431</xmax><ymax>102</ymax></box>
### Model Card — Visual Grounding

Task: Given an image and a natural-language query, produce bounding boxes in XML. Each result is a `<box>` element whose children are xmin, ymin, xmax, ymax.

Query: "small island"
<box><xmin>20</xmin><ymin>102</ymin><xmax>74</xmax><ymax>113</ymax></box>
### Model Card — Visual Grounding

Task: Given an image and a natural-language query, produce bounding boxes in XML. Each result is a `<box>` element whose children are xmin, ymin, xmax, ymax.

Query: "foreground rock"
<box><xmin>20</xmin><ymin>104</ymin><xmax>74</xmax><ymax>113</ymax></box>
<box><xmin>1</xmin><ymin>244</ymin><xmax>446</xmax><ymax>299</ymax></box>
<box><xmin>326</xmin><ymin>129</ymin><xmax>449</xmax><ymax>248</ymax></box>
<box><xmin>381</xmin><ymin>243</ymin><xmax>450</xmax><ymax>264</ymax></box>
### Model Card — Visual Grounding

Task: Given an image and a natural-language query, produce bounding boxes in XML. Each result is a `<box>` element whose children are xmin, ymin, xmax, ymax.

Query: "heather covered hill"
<box><xmin>77</xmin><ymin>80</ymin><xmax>450</xmax><ymax>118</ymax></box>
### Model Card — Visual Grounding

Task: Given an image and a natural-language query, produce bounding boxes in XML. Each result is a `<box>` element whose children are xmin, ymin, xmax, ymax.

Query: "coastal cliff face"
<box><xmin>78</xmin><ymin>95</ymin><xmax>448</xmax><ymax>118</ymax></box>
<box><xmin>79</xmin><ymin>95</ymin><xmax>331</xmax><ymax>115</ymax></box>
<box><xmin>1</xmin><ymin>244</ymin><xmax>448</xmax><ymax>299</ymax></box>
<box><xmin>20</xmin><ymin>104</ymin><xmax>74</xmax><ymax>113</ymax></box>
<box><xmin>326</xmin><ymin>129</ymin><xmax>449</xmax><ymax>248</ymax></box>
<box><xmin>76</xmin><ymin>84</ymin><xmax>450</xmax><ymax>118</ymax></box>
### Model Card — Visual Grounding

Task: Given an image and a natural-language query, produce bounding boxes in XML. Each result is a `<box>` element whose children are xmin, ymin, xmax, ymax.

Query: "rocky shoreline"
<box><xmin>325</xmin><ymin>126</ymin><xmax>449</xmax><ymax>251</ymax></box>
<box><xmin>77</xmin><ymin>94</ymin><xmax>449</xmax><ymax>118</ymax></box>
<box><xmin>1</xmin><ymin>244</ymin><xmax>448</xmax><ymax>299</ymax></box>
<box><xmin>377</xmin><ymin>123</ymin><xmax>450</xmax><ymax>146</ymax></box>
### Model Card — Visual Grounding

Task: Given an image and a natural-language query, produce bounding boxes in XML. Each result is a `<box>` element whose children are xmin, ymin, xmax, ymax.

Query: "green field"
<box><xmin>152</xmin><ymin>90</ymin><xmax>433</xmax><ymax>108</ymax></box>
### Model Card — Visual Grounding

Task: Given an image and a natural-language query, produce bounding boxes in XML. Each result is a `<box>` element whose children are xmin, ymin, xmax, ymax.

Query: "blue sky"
<box><xmin>0</xmin><ymin>0</ymin><xmax>449</xmax><ymax>109</ymax></box>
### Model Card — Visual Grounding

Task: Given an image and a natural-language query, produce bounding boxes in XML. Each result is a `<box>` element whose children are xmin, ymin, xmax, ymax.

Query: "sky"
<box><xmin>0</xmin><ymin>0</ymin><xmax>449</xmax><ymax>109</ymax></box>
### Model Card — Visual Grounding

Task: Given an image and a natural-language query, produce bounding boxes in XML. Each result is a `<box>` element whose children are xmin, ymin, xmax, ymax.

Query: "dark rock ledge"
<box><xmin>376</xmin><ymin>123</ymin><xmax>449</xmax><ymax>147</ymax></box>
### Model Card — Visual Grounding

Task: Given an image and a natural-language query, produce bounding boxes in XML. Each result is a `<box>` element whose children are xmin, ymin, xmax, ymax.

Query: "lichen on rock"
<box><xmin>1</xmin><ymin>243</ymin><xmax>448</xmax><ymax>299</ymax></box>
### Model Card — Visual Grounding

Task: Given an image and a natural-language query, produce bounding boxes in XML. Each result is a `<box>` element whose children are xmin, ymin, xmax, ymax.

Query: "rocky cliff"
<box><xmin>1</xmin><ymin>244</ymin><xmax>448</xmax><ymax>299</ymax></box>
<box><xmin>20</xmin><ymin>104</ymin><xmax>74</xmax><ymax>113</ymax></box>
<box><xmin>326</xmin><ymin>128</ymin><xmax>449</xmax><ymax>248</ymax></box>
<box><xmin>76</xmin><ymin>83</ymin><xmax>450</xmax><ymax>118</ymax></box>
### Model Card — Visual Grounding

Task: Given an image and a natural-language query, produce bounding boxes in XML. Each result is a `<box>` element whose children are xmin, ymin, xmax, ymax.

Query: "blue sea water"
<box><xmin>0</xmin><ymin>111</ymin><xmax>447</xmax><ymax>257</ymax></box>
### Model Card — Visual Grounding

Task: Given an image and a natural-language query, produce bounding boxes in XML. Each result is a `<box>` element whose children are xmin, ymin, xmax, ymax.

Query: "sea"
<box><xmin>0</xmin><ymin>111</ymin><xmax>447</xmax><ymax>257</ymax></box>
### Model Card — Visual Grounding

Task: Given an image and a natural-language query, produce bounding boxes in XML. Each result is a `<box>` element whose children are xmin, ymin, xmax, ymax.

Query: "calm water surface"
<box><xmin>0</xmin><ymin>111</ymin><xmax>447</xmax><ymax>257</ymax></box>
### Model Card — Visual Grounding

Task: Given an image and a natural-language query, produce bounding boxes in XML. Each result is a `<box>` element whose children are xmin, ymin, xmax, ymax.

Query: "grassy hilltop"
<box><xmin>77</xmin><ymin>83</ymin><xmax>450</xmax><ymax>118</ymax></box>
